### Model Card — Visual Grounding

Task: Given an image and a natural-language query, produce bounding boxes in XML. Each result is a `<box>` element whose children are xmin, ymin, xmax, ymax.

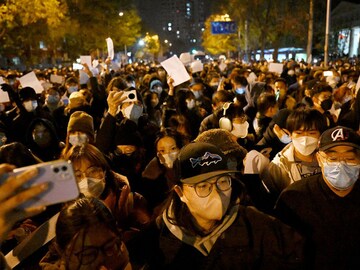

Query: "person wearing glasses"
<box><xmin>40</xmin><ymin>197</ymin><xmax>131</xmax><ymax>270</ymax></box>
<box><xmin>62</xmin><ymin>144</ymin><xmax>151</xmax><ymax>244</ymax></box>
<box><xmin>136</xmin><ymin>142</ymin><xmax>305</xmax><ymax>269</ymax></box>
<box><xmin>275</xmin><ymin>126</ymin><xmax>360</xmax><ymax>269</ymax></box>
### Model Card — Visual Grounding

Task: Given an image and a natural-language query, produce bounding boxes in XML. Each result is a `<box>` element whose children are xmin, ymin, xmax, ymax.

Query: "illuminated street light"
<box><xmin>119</xmin><ymin>11</ymin><xmax>124</xmax><ymax>16</ymax></box>
<box><xmin>138</xmin><ymin>39</ymin><xmax>145</xmax><ymax>46</ymax></box>
<box><xmin>164</xmin><ymin>39</ymin><xmax>168</xmax><ymax>44</ymax></box>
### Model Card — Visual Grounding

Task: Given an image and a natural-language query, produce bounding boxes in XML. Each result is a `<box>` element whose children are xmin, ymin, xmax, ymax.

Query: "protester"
<box><xmin>275</xmin><ymin>126</ymin><xmax>360</xmax><ymax>269</ymax></box>
<box><xmin>261</xmin><ymin>108</ymin><xmax>327</xmax><ymax>204</ymax></box>
<box><xmin>40</xmin><ymin>197</ymin><xmax>131</xmax><ymax>270</ymax></box>
<box><xmin>62</xmin><ymin>111</ymin><xmax>95</xmax><ymax>155</ymax></box>
<box><xmin>142</xmin><ymin>128</ymin><xmax>185</xmax><ymax>212</ymax></box>
<box><xmin>308</xmin><ymin>82</ymin><xmax>336</xmax><ymax>127</ymax></box>
<box><xmin>25</xmin><ymin>118</ymin><xmax>63</xmax><ymax>161</ymax></box>
<box><xmin>96</xmin><ymin>87</ymin><xmax>159</xmax><ymax>163</ymax></box>
<box><xmin>252</xmin><ymin>92</ymin><xmax>278</xmax><ymax>142</ymax></box>
<box><xmin>135</xmin><ymin>142</ymin><xmax>305</xmax><ymax>269</ymax></box>
<box><xmin>0</xmin><ymin>55</ymin><xmax>359</xmax><ymax>269</ymax></box>
<box><xmin>62</xmin><ymin>144</ymin><xmax>151</xmax><ymax>240</ymax></box>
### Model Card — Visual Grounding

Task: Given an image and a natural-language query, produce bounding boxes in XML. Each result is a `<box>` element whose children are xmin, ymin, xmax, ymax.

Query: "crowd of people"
<box><xmin>0</xmin><ymin>56</ymin><xmax>360</xmax><ymax>269</ymax></box>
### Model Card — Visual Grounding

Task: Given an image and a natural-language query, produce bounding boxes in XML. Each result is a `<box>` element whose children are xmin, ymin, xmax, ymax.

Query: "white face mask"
<box><xmin>180</xmin><ymin>187</ymin><xmax>231</xmax><ymax>221</ymax></box>
<box><xmin>231</xmin><ymin>121</ymin><xmax>249</xmax><ymax>138</ymax></box>
<box><xmin>23</xmin><ymin>100</ymin><xmax>38</xmax><ymax>112</ymax></box>
<box><xmin>69</xmin><ymin>133</ymin><xmax>89</xmax><ymax>146</ymax></box>
<box><xmin>279</xmin><ymin>134</ymin><xmax>292</xmax><ymax>144</ymax></box>
<box><xmin>292</xmin><ymin>136</ymin><xmax>318</xmax><ymax>156</ymax></box>
<box><xmin>158</xmin><ymin>151</ymin><xmax>179</xmax><ymax>169</ymax></box>
<box><xmin>122</xmin><ymin>104</ymin><xmax>143</xmax><ymax>122</ymax></box>
<box><xmin>186</xmin><ymin>99</ymin><xmax>196</xmax><ymax>110</ymax></box>
<box><xmin>78</xmin><ymin>177</ymin><xmax>105</xmax><ymax>198</ymax></box>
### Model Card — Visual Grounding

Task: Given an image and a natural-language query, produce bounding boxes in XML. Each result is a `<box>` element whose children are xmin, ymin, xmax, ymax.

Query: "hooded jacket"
<box><xmin>260</xmin><ymin>143</ymin><xmax>301</xmax><ymax>201</ymax></box>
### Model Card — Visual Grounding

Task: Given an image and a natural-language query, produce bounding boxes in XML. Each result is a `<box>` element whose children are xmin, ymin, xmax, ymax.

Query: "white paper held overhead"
<box><xmin>160</xmin><ymin>55</ymin><xmax>191</xmax><ymax>87</ymax></box>
<box><xmin>19</xmin><ymin>72</ymin><xmax>44</xmax><ymax>94</ymax></box>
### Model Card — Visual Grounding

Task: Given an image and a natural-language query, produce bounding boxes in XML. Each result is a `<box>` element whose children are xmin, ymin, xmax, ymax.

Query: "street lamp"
<box><xmin>138</xmin><ymin>39</ymin><xmax>145</xmax><ymax>47</ymax></box>
<box><xmin>119</xmin><ymin>11</ymin><xmax>124</xmax><ymax>17</ymax></box>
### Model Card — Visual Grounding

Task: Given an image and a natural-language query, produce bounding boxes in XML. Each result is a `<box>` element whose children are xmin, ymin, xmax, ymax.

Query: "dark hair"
<box><xmin>232</xmin><ymin>75</ymin><xmax>248</xmax><ymax>87</ymax></box>
<box><xmin>174</xmin><ymin>89</ymin><xmax>194</xmax><ymax>114</ymax></box>
<box><xmin>274</xmin><ymin>77</ymin><xmax>287</xmax><ymax>85</ymax></box>
<box><xmin>164</xmin><ymin>177</ymin><xmax>245</xmax><ymax>236</ymax></box>
<box><xmin>212</xmin><ymin>90</ymin><xmax>233</xmax><ymax>106</ymax></box>
<box><xmin>286</xmin><ymin>108</ymin><xmax>327</xmax><ymax>133</ymax></box>
<box><xmin>215</xmin><ymin>102</ymin><xmax>245</xmax><ymax>120</ymax></box>
<box><xmin>309</xmin><ymin>82</ymin><xmax>333</xmax><ymax>97</ymax></box>
<box><xmin>167</xmin><ymin>114</ymin><xmax>192</xmax><ymax>142</ymax></box>
<box><xmin>143</xmin><ymin>91</ymin><xmax>159</xmax><ymax>112</ymax></box>
<box><xmin>256</xmin><ymin>93</ymin><xmax>277</xmax><ymax>115</ymax></box>
<box><xmin>106</xmin><ymin>76</ymin><xmax>128</xmax><ymax>94</ymax></box>
<box><xmin>155</xmin><ymin>128</ymin><xmax>184</xmax><ymax>153</ymax></box>
<box><xmin>65</xmin><ymin>77</ymin><xmax>78</xmax><ymax>85</ymax></box>
<box><xmin>56</xmin><ymin>197</ymin><xmax>118</xmax><ymax>265</ymax></box>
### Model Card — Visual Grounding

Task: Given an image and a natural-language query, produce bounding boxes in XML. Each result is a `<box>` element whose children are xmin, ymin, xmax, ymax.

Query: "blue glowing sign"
<box><xmin>211</xmin><ymin>21</ymin><xmax>237</xmax><ymax>34</ymax></box>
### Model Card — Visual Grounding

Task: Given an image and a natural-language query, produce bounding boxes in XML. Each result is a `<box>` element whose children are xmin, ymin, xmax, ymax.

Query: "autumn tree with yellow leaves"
<box><xmin>0</xmin><ymin>0</ymin><xmax>142</xmax><ymax>66</ymax></box>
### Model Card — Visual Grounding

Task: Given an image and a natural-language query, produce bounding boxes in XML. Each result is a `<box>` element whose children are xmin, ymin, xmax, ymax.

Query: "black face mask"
<box><xmin>111</xmin><ymin>150</ymin><xmax>139</xmax><ymax>176</ymax></box>
<box><xmin>321</xmin><ymin>99</ymin><xmax>333</xmax><ymax>111</ymax></box>
<box><xmin>33</xmin><ymin>134</ymin><xmax>52</xmax><ymax>147</ymax></box>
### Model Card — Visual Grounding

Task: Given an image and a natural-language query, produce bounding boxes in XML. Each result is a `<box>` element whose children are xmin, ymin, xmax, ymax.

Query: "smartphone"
<box><xmin>122</xmin><ymin>89</ymin><xmax>138</xmax><ymax>103</ymax></box>
<box><xmin>10</xmin><ymin>160</ymin><xmax>79</xmax><ymax>209</ymax></box>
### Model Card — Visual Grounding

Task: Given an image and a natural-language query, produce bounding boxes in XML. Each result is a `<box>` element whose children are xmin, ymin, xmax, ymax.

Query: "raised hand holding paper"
<box><xmin>80</xmin><ymin>55</ymin><xmax>92</xmax><ymax>69</ymax></box>
<box><xmin>160</xmin><ymin>55</ymin><xmax>190</xmax><ymax>87</ymax></box>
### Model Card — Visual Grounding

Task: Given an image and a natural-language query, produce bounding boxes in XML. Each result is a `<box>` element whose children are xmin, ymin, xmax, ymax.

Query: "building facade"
<box><xmin>331</xmin><ymin>1</ymin><xmax>360</xmax><ymax>58</ymax></box>
<box><xmin>135</xmin><ymin>0</ymin><xmax>208</xmax><ymax>55</ymax></box>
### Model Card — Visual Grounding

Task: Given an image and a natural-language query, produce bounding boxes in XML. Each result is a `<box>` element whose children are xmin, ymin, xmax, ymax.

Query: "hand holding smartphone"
<box><xmin>122</xmin><ymin>90</ymin><xmax>138</xmax><ymax>103</ymax></box>
<box><xmin>10</xmin><ymin>160</ymin><xmax>79</xmax><ymax>209</ymax></box>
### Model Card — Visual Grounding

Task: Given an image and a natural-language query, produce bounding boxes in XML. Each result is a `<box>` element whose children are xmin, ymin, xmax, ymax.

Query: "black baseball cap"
<box><xmin>175</xmin><ymin>142</ymin><xmax>238</xmax><ymax>184</ymax></box>
<box><xmin>318</xmin><ymin>126</ymin><xmax>360</xmax><ymax>151</ymax></box>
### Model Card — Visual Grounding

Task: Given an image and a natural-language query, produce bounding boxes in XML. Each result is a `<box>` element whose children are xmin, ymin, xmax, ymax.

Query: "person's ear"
<box><xmin>174</xmin><ymin>185</ymin><xmax>187</xmax><ymax>203</ymax></box>
<box><xmin>174</xmin><ymin>185</ymin><xmax>183</xmax><ymax>197</ymax></box>
<box><xmin>312</xmin><ymin>95</ymin><xmax>319</xmax><ymax>106</ymax></box>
